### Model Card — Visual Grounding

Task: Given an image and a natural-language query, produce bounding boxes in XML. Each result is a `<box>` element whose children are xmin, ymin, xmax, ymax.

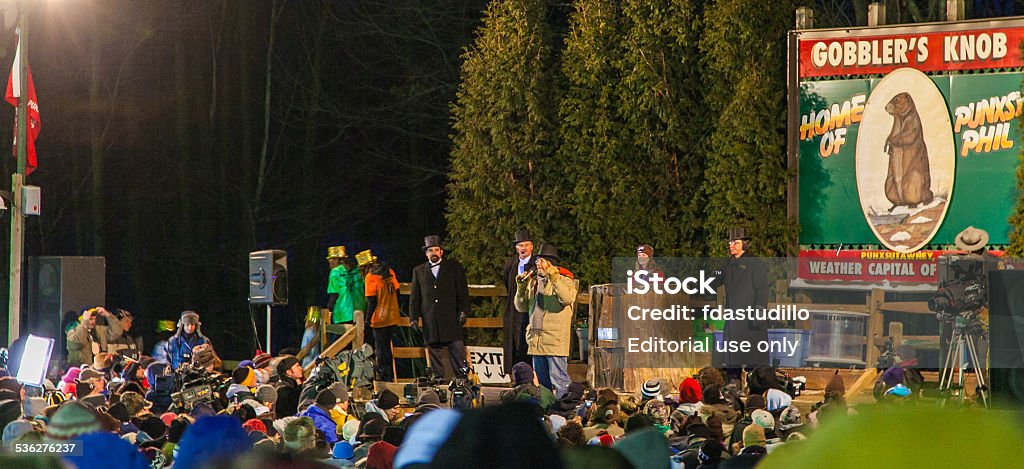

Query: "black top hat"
<box><xmin>535</xmin><ymin>244</ymin><xmax>560</xmax><ymax>263</ymax></box>
<box><xmin>727</xmin><ymin>227</ymin><xmax>751</xmax><ymax>242</ymax></box>
<box><xmin>422</xmin><ymin>235</ymin><xmax>444</xmax><ymax>252</ymax></box>
<box><xmin>513</xmin><ymin>229</ymin><xmax>532</xmax><ymax>246</ymax></box>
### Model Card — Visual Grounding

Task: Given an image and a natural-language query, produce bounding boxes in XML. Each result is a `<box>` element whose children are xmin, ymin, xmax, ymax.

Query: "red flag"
<box><xmin>5</xmin><ymin>30</ymin><xmax>39</xmax><ymax>175</ymax></box>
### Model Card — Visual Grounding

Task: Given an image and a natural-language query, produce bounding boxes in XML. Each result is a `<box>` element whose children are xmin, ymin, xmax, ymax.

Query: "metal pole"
<box><xmin>8</xmin><ymin>4</ymin><xmax>28</xmax><ymax>345</ymax></box>
<box><xmin>266</xmin><ymin>304</ymin><xmax>272</xmax><ymax>353</ymax></box>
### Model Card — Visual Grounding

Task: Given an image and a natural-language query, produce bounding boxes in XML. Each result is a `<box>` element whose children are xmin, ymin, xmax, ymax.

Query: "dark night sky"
<box><xmin>0</xmin><ymin>0</ymin><xmax>485</xmax><ymax>358</ymax></box>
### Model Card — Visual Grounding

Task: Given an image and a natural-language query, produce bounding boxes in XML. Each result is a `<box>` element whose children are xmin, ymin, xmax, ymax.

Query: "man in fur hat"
<box><xmin>166</xmin><ymin>311</ymin><xmax>211</xmax><ymax>370</ymax></box>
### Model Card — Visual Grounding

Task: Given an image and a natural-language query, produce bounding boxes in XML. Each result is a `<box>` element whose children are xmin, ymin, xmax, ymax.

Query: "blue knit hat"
<box><xmin>173</xmin><ymin>416</ymin><xmax>252</xmax><ymax>469</ymax></box>
<box><xmin>63</xmin><ymin>431</ymin><xmax>150</xmax><ymax>469</ymax></box>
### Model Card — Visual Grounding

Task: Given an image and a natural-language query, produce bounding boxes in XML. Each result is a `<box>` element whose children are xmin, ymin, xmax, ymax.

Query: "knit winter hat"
<box><xmin>511</xmin><ymin>362</ymin><xmax>534</xmax><ymax>386</ymax></box>
<box><xmin>231</xmin><ymin>367</ymin><xmax>256</xmax><ymax>386</ymax></box>
<box><xmin>255</xmin><ymin>384</ymin><xmax>278</xmax><ymax>405</ymax></box>
<box><xmin>377</xmin><ymin>389</ymin><xmax>400</xmax><ymax>410</ymax></box>
<box><xmin>637</xmin><ymin>245</ymin><xmax>655</xmax><ymax>257</ymax></box>
<box><xmin>825</xmin><ymin>372</ymin><xmax>846</xmax><ymax>398</ymax></box>
<box><xmin>2</xmin><ymin>420</ymin><xmax>37</xmax><ymax>447</ymax></box>
<box><xmin>47</xmin><ymin>401</ymin><xmax>102</xmax><ymax>439</ymax></box>
<box><xmin>63</xmin><ymin>367</ymin><xmax>82</xmax><ymax>384</ymax></box>
<box><xmin>678</xmin><ymin>378</ymin><xmax>702</xmax><ymax>404</ymax></box>
<box><xmin>416</xmin><ymin>389</ymin><xmax>440</xmax><ymax>406</ymax></box>
<box><xmin>137</xmin><ymin>416</ymin><xmax>167</xmax><ymax>440</ymax></box>
<box><xmin>702</xmin><ymin>384</ymin><xmax>724</xmax><ymax>405</ymax></box>
<box><xmin>22</xmin><ymin>396</ymin><xmax>46</xmax><ymax>419</ymax></box>
<box><xmin>342</xmin><ymin>419</ymin><xmax>360</xmax><ymax>441</ymax></box>
<box><xmin>366</xmin><ymin>441</ymin><xmax>398</xmax><ymax>469</ymax></box>
<box><xmin>751</xmin><ymin>409</ymin><xmax>775</xmax><ymax>430</ymax></box>
<box><xmin>641</xmin><ymin>379</ymin><xmax>662</xmax><ymax>400</ymax></box>
<box><xmin>252</xmin><ymin>351</ymin><xmax>272</xmax><ymax>370</ymax></box>
<box><xmin>743</xmin><ymin>423</ymin><xmax>767</xmax><ymax>447</ymax></box>
<box><xmin>746</xmin><ymin>394</ymin><xmax>766</xmax><ymax>412</ymax></box>
<box><xmin>276</xmin><ymin>356</ymin><xmax>300</xmax><ymax>377</ymax></box>
<box><xmin>882</xmin><ymin>366</ymin><xmax>906</xmax><ymax>387</ymax></box>
<box><xmin>107</xmin><ymin>402</ymin><xmax>131</xmax><ymax>423</ymax></box>
<box><xmin>174</xmin><ymin>416</ymin><xmax>252</xmax><ymax>469</ymax></box>
<box><xmin>167</xmin><ymin>417</ymin><xmax>191</xmax><ymax>444</ymax></box>
<box><xmin>777</xmin><ymin>405</ymin><xmax>804</xmax><ymax>431</ymax></box>
<box><xmin>316</xmin><ymin>384</ymin><xmax>348</xmax><ymax>408</ymax></box>
<box><xmin>333</xmin><ymin>440</ymin><xmax>355</xmax><ymax>459</ymax></box>
<box><xmin>242</xmin><ymin>418</ymin><xmax>267</xmax><ymax>435</ymax></box>
<box><xmin>698</xmin><ymin>439</ymin><xmax>725</xmax><ymax>463</ymax></box>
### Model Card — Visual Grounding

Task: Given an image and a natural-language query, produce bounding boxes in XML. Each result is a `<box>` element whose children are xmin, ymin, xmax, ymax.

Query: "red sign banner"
<box><xmin>798</xmin><ymin>26</ymin><xmax>1024</xmax><ymax>78</ymax></box>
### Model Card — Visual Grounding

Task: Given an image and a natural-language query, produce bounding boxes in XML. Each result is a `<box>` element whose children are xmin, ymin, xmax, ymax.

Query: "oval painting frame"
<box><xmin>855</xmin><ymin>67</ymin><xmax>955</xmax><ymax>253</ymax></box>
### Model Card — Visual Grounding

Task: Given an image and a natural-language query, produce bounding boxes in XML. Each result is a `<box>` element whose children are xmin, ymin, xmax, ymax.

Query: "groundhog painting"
<box><xmin>883</xmin><ymin>92</ymin><xmax>934</xmax><ymax>212</ymax></box>
<box><xmin>855</xmin><ymin>67</ymin><xmax>954</xmax><ymax>253</ymax></box>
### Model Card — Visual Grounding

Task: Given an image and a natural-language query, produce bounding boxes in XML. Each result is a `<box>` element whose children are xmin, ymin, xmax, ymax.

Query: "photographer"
<box><xmin>935</xmin><ymin>226</ymin><xmax>999</xmax><ymax>374</ymax></box>
<box><xmin>106</xmin><ymin>308</ymin><xmax>144</xmax><ymax>360</ymax></box>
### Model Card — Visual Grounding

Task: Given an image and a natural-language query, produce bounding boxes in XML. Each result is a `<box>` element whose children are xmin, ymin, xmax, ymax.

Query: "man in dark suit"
<box><xmin>502</xmin><ymin>229</ymin><xmax>535</xmax><ymax>374</ymax></box>
<box><xmin>712</xmin><ymin>227</ymin><xmax>769</xmax><ymax>374</ymax></box>
<box><xmin>409</xmin><ymin>235</ymin><xmax>471</xmax><ymax>378</ymax></box>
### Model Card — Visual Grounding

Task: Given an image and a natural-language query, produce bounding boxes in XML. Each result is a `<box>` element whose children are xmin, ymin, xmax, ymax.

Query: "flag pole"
<box><xmin>8</xmin><ymin>5</ymin><xmax>28</xmax><ymax>345</ymax></box>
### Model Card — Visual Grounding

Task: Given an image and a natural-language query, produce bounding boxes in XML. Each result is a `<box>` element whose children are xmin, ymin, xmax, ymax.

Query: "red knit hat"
<box><xmin>678</xmin><ymin>377</ymin><xmax>702</xmax><ymax>404</ymax></box>
<box><xmin>252</xmin><ymin>351</ymin><xmax>272</xmax><ymax>370</ymax></box>
<box><xmin>243</xmin><ymin>418</ymin><xmax>267</xmax><ymax>435</ymax></box>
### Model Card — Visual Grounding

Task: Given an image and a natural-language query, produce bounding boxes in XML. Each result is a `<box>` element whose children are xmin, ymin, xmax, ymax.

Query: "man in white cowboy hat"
<box><xmin>409</xmin><ymin>235</ymin><xmax>471</xmax><ymax>378</ymax></box>
<box><xmin>941</xmin><ymin>226</ymin><xmax>999</xmax><ymax>371</ymax></box>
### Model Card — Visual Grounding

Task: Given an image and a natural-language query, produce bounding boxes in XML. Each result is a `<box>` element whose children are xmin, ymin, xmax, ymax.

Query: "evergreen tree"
<box><xmin>446</xmin><ymin>0</ymin><xmax>562</xmax><ymax>282</ymax></box>
<box><xmin>557</xmin><ymin>0</ymin><xmax>625</xmax><ymax>283</ymax></box>
<box><xmin>701</xmin><ymin>0</ymin><xmax>796</xmax><ymax>256</ymax></box>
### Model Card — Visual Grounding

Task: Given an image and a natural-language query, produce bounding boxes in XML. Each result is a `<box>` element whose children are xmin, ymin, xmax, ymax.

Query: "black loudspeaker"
<box><xmin>986</xmin><ymin>270</ymin><xmax>1024</xmax><ymax>406</ymax></box>
<box><xmin>25</xmin><ymin>256</ymin><xmax>106</xmax><ymax>360</ymax></box>
<box><xmin>249</xmin><ymin>250</ymin><xmax>287</xmax><ymax>305</ymax></box>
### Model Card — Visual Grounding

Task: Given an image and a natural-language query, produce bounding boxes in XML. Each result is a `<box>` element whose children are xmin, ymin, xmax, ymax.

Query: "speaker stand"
<box><xmin>266</xmin><ymin>305</ymin><xmax>272</xmax><ymax>354</ymax></box>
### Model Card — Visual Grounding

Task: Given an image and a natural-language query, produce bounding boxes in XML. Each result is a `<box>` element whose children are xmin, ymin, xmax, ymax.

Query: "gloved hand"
<box><xmin>409</xmin><ymin>318</ymin><xmax>421</xmax><ymax>334</ymax></box>
<box><xmin>459</xmin><ymin>312</ymin><xmax>467</xmax><ymax>327</ymax></box>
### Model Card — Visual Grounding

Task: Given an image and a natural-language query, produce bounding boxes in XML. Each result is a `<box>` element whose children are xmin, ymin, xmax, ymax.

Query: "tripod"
<box><xmin>938</xmin><ymin>312</ymin><xmax>988</xmax><ymax>407</ymax></box>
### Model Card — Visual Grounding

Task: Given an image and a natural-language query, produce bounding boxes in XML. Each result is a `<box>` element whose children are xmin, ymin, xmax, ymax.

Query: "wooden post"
<box><xmin>866</xmin><ymin>288</ymin><xmax>885</xmax><ymax>367</ymax></box>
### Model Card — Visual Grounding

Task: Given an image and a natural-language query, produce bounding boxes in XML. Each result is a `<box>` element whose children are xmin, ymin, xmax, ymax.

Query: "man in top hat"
<box><xmin>325</xmin><ymin>246</ymin><xmax>366</xmax><ymax>327</ymax></box>
<box><xmin>710</xmin><ymin>227</ymin><xmax>769</xmax><ymax>375</ymax></box>
<box><xmin>514</xmin><ymin>243</ymin><xmax>577</xmax><ymax>396</ymax></box>
<box><xmin>409</xmin><ymin>235</ymin><xmax>471</xmax><ymax>378</ymax></box>
<box><xmin>502</xmin><ymin>229</ymin><xmax>536</xmax><ymax>374</ymax></box>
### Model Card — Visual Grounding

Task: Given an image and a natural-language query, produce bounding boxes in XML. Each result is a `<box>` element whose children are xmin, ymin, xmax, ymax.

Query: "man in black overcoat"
<box><xmin>502</xmin><ymin>229</ymin><xmax>535</xmax><ymax>374</ymax></box>
<box><xmin>410</xmin><ymin>235</ymin><xmax>471</xmax><ymax>378</ymax></box>
<box><xmin>712</xmin><ymin>227</ymin><xmax>770</xmax><ymax>374</ymax></box>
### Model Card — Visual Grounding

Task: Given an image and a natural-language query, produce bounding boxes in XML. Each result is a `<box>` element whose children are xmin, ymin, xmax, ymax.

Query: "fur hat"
<box><xmin>283</xmin><ymin>417</ymin><xmax>316</xmax><ymax>452</ymax></box>
<box><xmin>192</xmin><ymin>344</ymin><xmax>218</xmax><ymax>370</ymax></box>
<box><xmin>180</xmin><ymin>311</ymin><xmax>200</xmax><ymax>326</ymax></box>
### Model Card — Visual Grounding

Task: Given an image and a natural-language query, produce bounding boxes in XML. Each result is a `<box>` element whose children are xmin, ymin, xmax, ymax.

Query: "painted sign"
<box><xmin>798</xmin><ymin>249</ymin><xmax>944</xmax><ymax>283</ymax></box>
<box><xmin>467</xmin><ymin>346</ymin><xmax>508</xmax><ymax>384</ymax></box>
<box><xmin>798</xmin><ymin>25</ymin><xmax>1024</xmax><ymax>77</ymax></box>
<box><xmin>793</xmin><ymin>19</ymin><xmax>1024</xmax><ymax>251</ymax></box>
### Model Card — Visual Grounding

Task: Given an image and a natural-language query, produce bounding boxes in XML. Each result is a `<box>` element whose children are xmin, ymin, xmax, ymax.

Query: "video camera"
<box><xmin>170</xmin><ymin>363</ymin><xmax>230</xmax><ymax>412</ymax></box>
<box><xmin>404</xmin><ymin>367</ymin><xmax>449</xmax><ymax>405</ymax></box>
<box><xmin>929</xmin><ymin>254</ymin><xmax>988</xmax><ymax>321</ymax></box>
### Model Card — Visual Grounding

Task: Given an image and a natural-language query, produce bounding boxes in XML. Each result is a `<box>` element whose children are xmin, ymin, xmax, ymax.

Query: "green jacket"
<box><xmin>328</xmin><ymin>265</ymin><xmax>366</xmax><ymax>323</ymax></box>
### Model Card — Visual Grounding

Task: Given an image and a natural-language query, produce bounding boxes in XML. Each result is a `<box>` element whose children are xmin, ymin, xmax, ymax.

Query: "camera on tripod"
<box><xmin>171</xmin><ymin>363</ymin><xmax>230</xmax><ymax>411</ymax></box>
<box><xmin>929</xmin><ymin>254</ymin><xmax>987</xmax><ymax>322</ymax></box>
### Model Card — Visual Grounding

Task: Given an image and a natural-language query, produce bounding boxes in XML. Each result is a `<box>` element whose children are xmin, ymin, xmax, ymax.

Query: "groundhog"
<box><xmin>883</xmin><ymin>92</ymin><xmax>933</xmax><ymax>212</ymax></box>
